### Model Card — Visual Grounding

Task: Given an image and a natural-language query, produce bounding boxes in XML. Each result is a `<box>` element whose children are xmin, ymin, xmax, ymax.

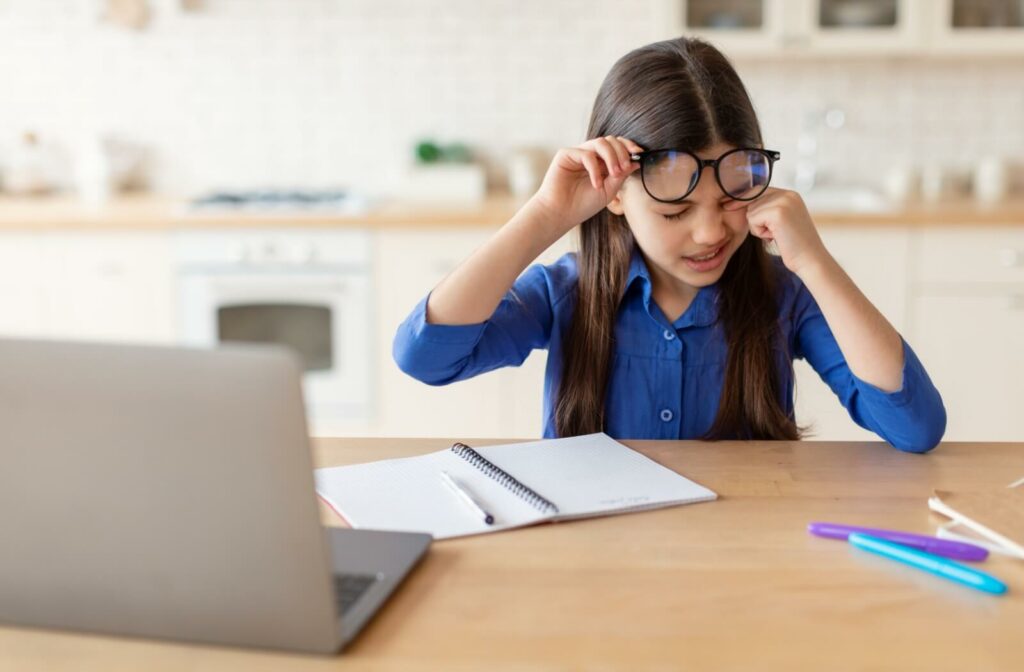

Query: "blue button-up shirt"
<box><xmin>394</xmin><ymin>249</ymin><xmax>946</xmax><ymax>452</ymax></box>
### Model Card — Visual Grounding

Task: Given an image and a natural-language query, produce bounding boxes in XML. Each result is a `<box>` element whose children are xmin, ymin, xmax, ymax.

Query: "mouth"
<box><xmin>685</xmin><ymin>246</ymin><xmax>724</xmax><ymax>262</ymax></box>
<box><xmin>681</xmin><ymin>244</ymin><xmax>727</xmax><ymax>272</ymax></box>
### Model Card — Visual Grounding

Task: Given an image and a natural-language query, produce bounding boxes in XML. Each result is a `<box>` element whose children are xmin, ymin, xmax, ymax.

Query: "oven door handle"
<box><xmin>204</xmin><ymin>276</ymin><xmax>352</xmax><ymax>297</ymax></box>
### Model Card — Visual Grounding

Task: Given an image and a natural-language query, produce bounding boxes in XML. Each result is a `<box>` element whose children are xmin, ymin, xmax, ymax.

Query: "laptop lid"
<box><xmin>0</xmin><ymin>338</ymin><xmax>343</xmax><ymax>653</ymax></box>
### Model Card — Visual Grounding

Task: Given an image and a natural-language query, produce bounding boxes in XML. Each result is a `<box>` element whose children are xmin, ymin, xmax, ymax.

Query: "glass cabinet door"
<box><xmin>677</xmin><ymin>0</ymin><xmax>924</xmax><ymax>57</ymax></box>
<box><xmin>929</xmin><ymin>0</ymin><xmax>1024</xmax><ymax>53</ymax></box>
<box><xmin>804</xmin><ymin>0</ymin><xmax>925</xmax><ymax>53</ymax></box>
<box><xmin>675</xmin><ymin>0</ymin><xmax>1023</xmax><ymax>56</ymax></box>
<box><xmin>677</xmin><ymin>0</ymin><xmax>788</xmax><ymax>56</ymax></box>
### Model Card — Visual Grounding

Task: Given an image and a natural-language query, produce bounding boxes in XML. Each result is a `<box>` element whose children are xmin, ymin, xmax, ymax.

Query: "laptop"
<box><xmin>0</xmin><ymin>338</ymin><xmax>430</xmax><ymax>654</ymax></box>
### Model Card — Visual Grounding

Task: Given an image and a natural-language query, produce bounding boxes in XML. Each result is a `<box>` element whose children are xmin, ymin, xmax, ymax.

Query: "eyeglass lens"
<box><xmin>641</xmin><ymin>149</ymin><xmax>772</xmax><ymax>202</ymax></box>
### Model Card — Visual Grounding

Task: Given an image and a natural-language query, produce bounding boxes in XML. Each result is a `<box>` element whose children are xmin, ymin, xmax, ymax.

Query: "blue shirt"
<box><xmin>393</xmin><ymin>249</ymin><xmax>946</xmax><ymax>453</ymax></box>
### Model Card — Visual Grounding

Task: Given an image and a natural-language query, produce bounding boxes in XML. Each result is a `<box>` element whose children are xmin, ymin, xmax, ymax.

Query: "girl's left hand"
<box><xmin>723</xmin><ymin>187</ymin><xmax>829</xmax><ymax>277</ymax></box>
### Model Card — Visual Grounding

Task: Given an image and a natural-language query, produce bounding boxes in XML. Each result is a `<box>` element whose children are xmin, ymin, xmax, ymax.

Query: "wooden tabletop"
<box><xmin>2</xmin><ymin>438</ymin><xmax>1023</xmax><ymax>671</ymax></box>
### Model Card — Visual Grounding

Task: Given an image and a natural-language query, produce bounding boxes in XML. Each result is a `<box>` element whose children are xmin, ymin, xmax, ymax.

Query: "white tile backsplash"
<box><xmin>0</xmin><ymin>0</ymin><xmax>1021</xmax><ymax>197</ymax></box>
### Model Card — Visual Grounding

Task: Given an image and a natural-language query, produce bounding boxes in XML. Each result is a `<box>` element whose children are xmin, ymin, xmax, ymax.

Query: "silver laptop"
<box><xmin>0</xmin><ymin>338</ymin><xmax>430</xmax><ymax>654</ymax></box>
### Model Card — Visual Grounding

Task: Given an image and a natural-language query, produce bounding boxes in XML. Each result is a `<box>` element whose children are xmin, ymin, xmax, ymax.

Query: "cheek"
<box><xmin>723</xmin><ymin>210</ymin><xmax>749</xmax><ymax>234</ymax></box>
<box><xmin>622</xmin><ymin>211</ymin><xmax>664</xmax><ymax>245</ymax></box>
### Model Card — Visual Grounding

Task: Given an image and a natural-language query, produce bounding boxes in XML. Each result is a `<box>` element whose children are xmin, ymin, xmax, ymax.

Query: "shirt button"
<box><xmin>663</xmin><ymin>329</ymin><xmax>675</xmax><ymax>341</ymax></box>
<box><xmin>659</xmin><ymin>408</ymin><xmax>674</xmax><ymax>422</ymax></box>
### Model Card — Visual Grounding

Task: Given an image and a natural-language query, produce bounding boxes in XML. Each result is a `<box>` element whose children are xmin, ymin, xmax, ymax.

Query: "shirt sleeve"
<box><xmin>791</xmin><ymin>278</ymin><xmax>947</xmax><ymax>453</ymax></box>
<box><xmin>392</xmin><ymin>254</ymin><xmax>574</xmax><ymax>386</ymax></box>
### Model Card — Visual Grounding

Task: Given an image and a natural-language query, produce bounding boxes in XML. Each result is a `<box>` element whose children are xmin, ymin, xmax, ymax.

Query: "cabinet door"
<box><xmin>376</xmin><ymin>228</ymin><xmax>506</xmax><ymax>438</ymax></box>
<box><xmin>926</xmin><ymin>0</ymin><xmax>1024</xmax><ymax>54</ymax></box>
<box><xmin>803</xmin><ymin>0</ymin><xmax>926</xmax><ymax>54</ymax></box>
<box><xmin>910</xmin><ymin>292</ymin><xmax>1024</xmax><ymax>441</ymax></box>
<box><xmin>675</xmin><ymin>0</ymin><xmax>925</xmax><ymax>56</ymax></box>
<box><xmin>46</xmin><ymin>233</ymin><xmax>174</xmax><ymax>344</ymax></box>
<box><xmin>672</xmin><ymin>0</ymin><xmax>789</xmax><ymax>55</ymax></box>
<box><xmin>376</xmin><ymin>228</ymin><xmax>577</xmax><ymax>439</ymax></box>
<box><xmin>0</xmin><ymin>234</ymin><xmax>50</xmax><ymax>338</ymax></box>
<box><xmin>792</xmin><ymin>226</ymin><xmax>911</xmax><ymax>441</ymax></box>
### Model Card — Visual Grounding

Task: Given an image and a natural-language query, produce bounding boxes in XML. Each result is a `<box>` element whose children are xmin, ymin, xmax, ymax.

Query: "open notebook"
<box><xmin>314</xmin><ymin>433</ymin><xmax>717</xmax><ymax>540</ymax></box>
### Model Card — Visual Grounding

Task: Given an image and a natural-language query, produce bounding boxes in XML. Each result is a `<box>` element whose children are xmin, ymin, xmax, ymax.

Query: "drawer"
<box><xmin>914</xmin><ymin>226</ymin><xmax>1024</xmax><ymax>285</ymax></box>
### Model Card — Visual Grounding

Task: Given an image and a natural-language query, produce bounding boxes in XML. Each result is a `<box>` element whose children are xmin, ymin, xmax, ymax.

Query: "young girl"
<box><xmin>393</xmin><ymin>37</ymin><xmax>946</xmax><ymax>452</ymax></box>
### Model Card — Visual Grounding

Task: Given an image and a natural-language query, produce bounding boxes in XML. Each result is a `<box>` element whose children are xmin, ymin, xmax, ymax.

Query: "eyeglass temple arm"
<box><xmin>629</xmin><ymin>150</ymin><xmax>781</xmax><ymax>161</ymax></box>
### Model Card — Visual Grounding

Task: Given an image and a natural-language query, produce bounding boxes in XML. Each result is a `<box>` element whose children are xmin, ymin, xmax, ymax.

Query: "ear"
<box><xmin>606</xmin><ymin>187</ymin><xmax>626</xmax><ymax>216</ymax></box>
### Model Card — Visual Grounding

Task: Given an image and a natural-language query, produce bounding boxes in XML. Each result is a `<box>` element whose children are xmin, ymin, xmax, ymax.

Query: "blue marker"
<box><xmin>848</xmin><ymin>533</ymin><xmax>1007</xmax><ymax>595</ymax></box>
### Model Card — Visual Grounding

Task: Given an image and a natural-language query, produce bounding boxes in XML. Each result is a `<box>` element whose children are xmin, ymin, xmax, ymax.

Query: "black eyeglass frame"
<box><xmin>628</xmin><ymin>147</ymin><xmax>782</xmax><ymax>203</ymax></box>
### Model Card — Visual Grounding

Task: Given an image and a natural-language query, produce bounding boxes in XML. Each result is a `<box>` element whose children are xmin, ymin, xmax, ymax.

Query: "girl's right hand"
<box><xmin>529</xmin><ymin>136</ymin><xmax>644</xmax><ymax>232</ymax></box>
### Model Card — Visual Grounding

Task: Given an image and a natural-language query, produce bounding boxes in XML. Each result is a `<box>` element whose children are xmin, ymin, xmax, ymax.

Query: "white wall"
<box><xmin>0</xmin><ymin>0</ymin><xmax>1021</xmax><ymax>197</ymax></box>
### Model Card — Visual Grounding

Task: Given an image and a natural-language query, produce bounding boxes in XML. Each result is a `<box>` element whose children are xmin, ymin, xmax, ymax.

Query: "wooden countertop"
<box><xmin>0</xmin><ymin>193</ymin><xmax>1023</xmax><ymax>230</ymax></box>
<box><xmin>2</xmin><ymin>438</ymin><xmax>1022</xmax><ymax>671</ymax></box>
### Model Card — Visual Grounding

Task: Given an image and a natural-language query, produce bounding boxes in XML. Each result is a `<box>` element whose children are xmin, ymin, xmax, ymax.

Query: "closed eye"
<box><xmin>663</xmin><ymin>210</ymin><xmax>689</xmax><ymax>221</ymax></box>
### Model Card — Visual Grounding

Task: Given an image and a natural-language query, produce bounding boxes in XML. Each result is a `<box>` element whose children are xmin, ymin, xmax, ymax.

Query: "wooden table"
<box><xmin>2</xmin><ymin>438</ymin><xmax>1022</xmax><ymax>671</ymax></box>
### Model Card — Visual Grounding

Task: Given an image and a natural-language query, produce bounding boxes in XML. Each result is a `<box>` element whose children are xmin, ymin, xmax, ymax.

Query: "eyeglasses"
<box><xmin>629</xmin><ymin>147</ymin><xmax>781</xmax><ymax>203</ymax></box>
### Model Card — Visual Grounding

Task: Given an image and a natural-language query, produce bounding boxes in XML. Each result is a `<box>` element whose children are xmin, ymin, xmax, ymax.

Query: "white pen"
<box><xmin>439</xmin><ymin>470</ymin><xmax>495</xmax><ymax>525</ymax></box>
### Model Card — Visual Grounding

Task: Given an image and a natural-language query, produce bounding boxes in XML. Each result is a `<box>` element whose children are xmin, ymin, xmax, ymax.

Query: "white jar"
<box><xmin>75</xmin><ymin>134</ymin><xmax>112</xmax><ymax>207</ymax></box>
<box><xmin>973</xmin><ymin>156</ymin><xmax>1009</xmax><ymax>205</ymax></box>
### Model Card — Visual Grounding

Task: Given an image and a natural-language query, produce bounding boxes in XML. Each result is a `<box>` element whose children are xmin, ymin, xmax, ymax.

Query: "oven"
<box><xmin>175</xmin><ymin>229</ymin><xmax>373</xmax><ymax>431</ymax></box>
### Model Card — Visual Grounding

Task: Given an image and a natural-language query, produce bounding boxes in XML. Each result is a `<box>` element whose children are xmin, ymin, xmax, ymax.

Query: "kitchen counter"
<box><xmin>0</xmin><ymin>193</ymin><xmax>1022</xmax><ymax>230</ymax></box>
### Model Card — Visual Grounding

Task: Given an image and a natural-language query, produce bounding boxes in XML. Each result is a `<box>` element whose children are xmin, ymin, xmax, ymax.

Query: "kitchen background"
<box><xmin>1</xmin><ymin>0</ymin><xmax>1023</xmax><ymax>440</ymax></box>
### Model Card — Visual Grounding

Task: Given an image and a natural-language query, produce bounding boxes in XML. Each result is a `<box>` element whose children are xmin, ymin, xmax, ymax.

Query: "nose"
<box><xmin>690</xmin><ymin>206</ymin><xmax>729</xmax><ymax>248</ymax></box>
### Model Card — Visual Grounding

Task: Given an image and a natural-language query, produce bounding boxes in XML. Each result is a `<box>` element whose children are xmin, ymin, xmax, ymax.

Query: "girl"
<box><xmin>393</xmin><ymin>37</ymin><xmax>946</xmax><ymax>452</ymax></box>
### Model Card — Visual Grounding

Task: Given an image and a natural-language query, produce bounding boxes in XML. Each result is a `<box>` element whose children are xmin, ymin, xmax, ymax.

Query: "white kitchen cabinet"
<box><xmin>375</xmin><ymin>228</ymin><xmax>507</xmax><ymax>438</ymax></box>
<box><xmin>46</xmin><ymin>233</ymin><xmax>175</xmax><ymax>344</ymax></box>
<box><xmin>802</xmin><ymin>0</ymin><xmax>927</xmax><ymax>54</ymax></box>
<box><xmin>675</xmin><ymin>0</ymin><xmax>924</xmax><ymax>56</ymax></box>
<box><xmin>673</xmin><ymin>0</ymin><xmax>1020</xmax><ymax>58</ymax></box>
<box><xmin>908</xmin><ymin>225</ymin><xmax>1024</xmax><ymax>441</ymax></box>
<box><xmin>792</xmin><ymin>225</ymin><xmax>912</xmax><ymax>441</ymax></box>
<box><xmin>672</xmin><ymin>0</ymin><xmax>791</xmax><ymax>56</ymax></box>
<box><xmin>910</xmin><ymin>291</ymin><xmax>1024</xmax><ymax>440</ymax></box>
<box><xmin>0</xmin><ymin>234</ymin><xmax>50</xmax><ymax>338</ymax></box>
<box><xmin>374</xmin><ymin>227</ymin><xmax>576</xmax><ymax>439</ymax></box>
<box><xmin>926</xmin><ymin>0</ymin><xmax>1024</xmax><ymax>55</ymax></box>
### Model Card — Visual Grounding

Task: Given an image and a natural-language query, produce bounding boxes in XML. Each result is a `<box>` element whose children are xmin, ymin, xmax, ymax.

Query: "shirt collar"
<box><xmin>624</xmin><ymin>246</ymin><xmax>719</xmax><ymax>329</ymax></box>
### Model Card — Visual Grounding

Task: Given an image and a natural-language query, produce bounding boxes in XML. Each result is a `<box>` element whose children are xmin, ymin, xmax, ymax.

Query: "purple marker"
<box><xmin>808</xmin><ymin>521</ymin><xmax>989</xmax><ymax>561</ymax></box>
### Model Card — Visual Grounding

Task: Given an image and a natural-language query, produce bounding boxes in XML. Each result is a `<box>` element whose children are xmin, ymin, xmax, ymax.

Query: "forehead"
<box><xmin>693</xmin><ymin>141</ymin><xmax>738</xmax><ymax>159</ymax></box>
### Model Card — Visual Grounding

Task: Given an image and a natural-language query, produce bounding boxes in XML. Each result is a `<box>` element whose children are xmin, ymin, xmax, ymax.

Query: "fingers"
<box><xmin>577</xmin><ymin>150</ymin><xmax>604</xmax><ymax>191</ymax></box>
<box><xmin>587</xmin><ymin>138</ymin><xmax>627</xmax><ymax>179</ymax></box>
<box><xmin>600</xmin><ymin>136</ymin><xmax>633</xmax><ymax>171</ymax></box>
<box><xmin>554</xmin><ymin>137</ymin><xmax>645</xmax><ymax>196</ymax></box>
<box><xmin>581</xmin><ymin>136</ymin><xmax>643</xmax><ymax>179</ymax></box>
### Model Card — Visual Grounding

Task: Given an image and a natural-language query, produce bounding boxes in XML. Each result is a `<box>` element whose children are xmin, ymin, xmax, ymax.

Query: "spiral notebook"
<box><xmin>314</xmin><ymin>433</ymin><xmax>717</xmax><ymax>539</ymax></box>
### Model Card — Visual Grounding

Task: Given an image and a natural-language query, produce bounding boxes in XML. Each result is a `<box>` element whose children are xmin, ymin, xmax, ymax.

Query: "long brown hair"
<box><xmin>554</xmin><ymin>37</ymin><xmax>800</xmax><ymax>441</ymax></box>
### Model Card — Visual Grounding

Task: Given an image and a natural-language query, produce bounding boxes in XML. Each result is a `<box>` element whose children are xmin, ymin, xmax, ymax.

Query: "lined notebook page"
<box><xmin>314</xmin><ymin>449</ymin><xmax>549</xmax><ymax>539</ymax></box>
<box><xmin>314</xmin><ymin>433</ymin><xmax>717</xmax><ymax>539</ymax></box>
<box><xmin>474</xmin><ymin>433</ymin><xmax>717</xmax><ymax>520</ymax></box>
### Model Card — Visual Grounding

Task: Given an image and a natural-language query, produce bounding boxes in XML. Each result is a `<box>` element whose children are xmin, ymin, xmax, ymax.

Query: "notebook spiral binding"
<box><xmin>450</xmin><ymin>443</ymin><xmax>560</xmax><ymax>515</ymax></box>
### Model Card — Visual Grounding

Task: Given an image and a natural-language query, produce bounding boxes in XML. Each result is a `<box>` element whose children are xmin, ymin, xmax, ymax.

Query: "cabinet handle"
<box><xmin>999</xmin><ymin>248</ymin><xmax>1022</xmax><ymax>268</ymax></box>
